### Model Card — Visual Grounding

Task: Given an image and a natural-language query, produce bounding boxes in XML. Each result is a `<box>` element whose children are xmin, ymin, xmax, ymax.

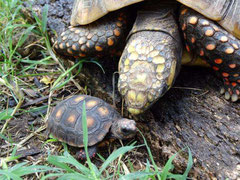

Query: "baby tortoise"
<box><xmin>47</xmin><ymin>95</ymin><xmax>136</xmax><ymax>159</ymax></box>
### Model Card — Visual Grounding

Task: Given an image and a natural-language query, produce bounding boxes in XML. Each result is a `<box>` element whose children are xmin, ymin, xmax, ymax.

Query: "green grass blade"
<box><xmin>47</xmin><ymin>155</ymin><xmax>76</xmax><ymax>173</ymax></box>
<box><xmin>161</xmin><ymin>152</ymin><xmax>178</xmax><ymax>180</ymax></box>
<box><xmin>0</xmin><ymin>170</ymin><xmax>21</xmax><ymax>180</ymax></box>
<box><xmin>60</xmin><ymin>150</ymin><xmax>91</xmax><ymax>175</ymax></box>
<box><xmin>50</xmin><ymin>60</ymin><xmax>84</xmax><ymax>91</ymax></box>
<box><xmin>99</xmin><ymin>145</ymin><xmax>136</xmax><ymax>173</ymax></box>
<box><xmin>182</xmin><ymin>147</ymin><xmax>193</xmax><ymax>178</ymax></box>
<box><xmin>138</xmin><ymin>129</ymin><xmax>160</xmax><ymax>179</ymax></box>
<box><xmin>41</xmin><ymin>5</ymin><xmax>48</xmax><ymax>34</ymax></box>
<box><xmin>11</xmin><ymin>165</ymin><xmax>58</xmax><ymax>176</ymax></box>
<box><xmin>81</xmin><ymin>101</ymin><xmax>98</xmax><ymax>179</ymax></box>
<box><xmin>40</xmin><ymin>173</ymin><xmax>65</xmax><ymax>180</ymax></box>
<box><xmin>57</xmin><ymin>173</ymin><xmax>93</xmax><ymax>180</ymax></box>
<box><xmin>119</xmin><ymin>171</ymin><xmax>156</xmax><ymax>180</ymax></box>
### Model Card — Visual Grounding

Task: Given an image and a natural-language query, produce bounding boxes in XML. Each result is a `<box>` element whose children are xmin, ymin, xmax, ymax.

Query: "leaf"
<box><xmin>0</xmin><ymin>108</ymin><xmax>14</xmax><ymax>121</ymax></box>
<box><xmin>40</xmin><ymin>75</ymin><xmax>53</xmax><ymax>85</ymax></box>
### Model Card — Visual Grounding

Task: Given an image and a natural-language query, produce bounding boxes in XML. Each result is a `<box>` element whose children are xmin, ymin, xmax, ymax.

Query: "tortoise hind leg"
<box><xmin>77</xmin><ymin>146</ymin><xmax>97</xmax><ymax>160</ymax></box>
<box><xmin>180</xmin><ymin>7</ymin><xmax>240</xmax><ymax>102</ymax></box>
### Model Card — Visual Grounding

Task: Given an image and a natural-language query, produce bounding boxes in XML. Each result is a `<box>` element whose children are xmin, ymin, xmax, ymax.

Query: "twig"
<box><xmin>1</xmin><ymin>95</ymin><xmax>24</xmax><ymax>134</ymax></box>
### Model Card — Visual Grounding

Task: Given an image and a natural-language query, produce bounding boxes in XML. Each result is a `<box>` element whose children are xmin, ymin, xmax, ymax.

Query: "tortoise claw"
<box><xmin>231</xmin><ymin>94</ymin><xmax>239</xmax><ymax>102</ymax></box>
<box><xmin>221</xmin><ymin>81</ymin><xmax>240</xmax><ymax>102</ymax></box>
<box><xmin>220</xmin><ymin>88</ymin><xmax>225</xmax><ymax>95</ymax></box>
<box><xmin>224</xmin><ymin>92</ymin><xmax>230</xmax><ymax>100</ymax></box>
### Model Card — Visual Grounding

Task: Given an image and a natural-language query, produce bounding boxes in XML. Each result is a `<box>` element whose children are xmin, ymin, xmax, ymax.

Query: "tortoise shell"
<box><xmin>47</xmin><ymin>95</ymin><xmax>121</xmax><ymax>147</ymax></box>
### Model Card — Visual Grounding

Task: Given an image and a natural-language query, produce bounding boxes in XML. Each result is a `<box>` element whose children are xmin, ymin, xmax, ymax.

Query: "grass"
<box><xmin>0</xmin><ymin>0</ymin><xmax>193</xmax><ymax>179</ymax></box>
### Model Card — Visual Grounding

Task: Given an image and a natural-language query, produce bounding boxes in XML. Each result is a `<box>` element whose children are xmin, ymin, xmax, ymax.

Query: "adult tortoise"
<box><xmin>47</xmin><ymin>95</ymin><xmax>136</xmax><ymax>159</ymax></box>
<box><xmin>37</xmin><ymin>0</ymin><xmax>240</xmax><ymax>114</ymax></box>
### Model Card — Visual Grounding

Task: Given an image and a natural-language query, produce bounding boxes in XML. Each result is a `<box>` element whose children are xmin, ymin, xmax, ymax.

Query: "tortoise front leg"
<box><xmin>77</xmin><ymin>146</ymin><xmax>97</xmax><ymax>160</ymax></box>
<box><xmin>180</xmin><ymin>7</ymin><xmax>240</xmax><ymax>102</ymax></box>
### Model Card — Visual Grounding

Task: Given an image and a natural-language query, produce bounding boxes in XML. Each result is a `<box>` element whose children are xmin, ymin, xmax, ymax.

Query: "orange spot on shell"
<box><xmin>59</xmin><ymin>43</ymin><xmax>64</xmax><ymax>49</ymax></box>
<box><xmin>114</xmin><ymin>29</ymin><xmax>121</xmax><ymax>36</ymax></box>
<box><xmin>118</xmin><ymin>16</ymin><xmax>123</xmax><ymax>21</ymax></box>
<box><xmin>232</xmin><ymin>82</ymin><xmax>237</xmax><ymax>87</ymax></box>
<box><xmin>220</xmin><ymin>36</ymin><xmax>228</xmax><ymax>42</ymax></box>
<box><xmin>188</xmin><ymin>16</ymin><xmax>198</xmax><ymax>24</ymax></box>
<box><xmin>199</xmin><ymin>49</ymin><xmax>204</xmax><ymax>56</ymax></box>
<box><xmin>186</xmin><ymin>45</ymin><xmax>190</xmax><ymax>52</ymax></box>
<box><xmin>205</xmin><ymin>29</ymin><xmax>214</xmax><ymax>36</ymax></box>
<box><xmin>56</xmin><ymin>109</ymin><xmax>63</xmax><ymax>118</ymax></box>
<box><xmin>191</xmin><ymin>37</ymin><xmax>196</xmax><ymax>43</ymax></box>
<box><xmin>222</xmin><ymin>72</ymin><xmax>229</xmax><ymax>77</ymax></box>
<box><xmin>98</xmin><ymin>106</ymin><xmax>109</xmax><ymax>117</ymax></box>
<box><xmin>234</xmin><ymin>74</ymin><xmax>239</xmax><ymax>77</ymax></box>
<box><xmin>232</xmin><ymin>43</ymin><xmax>239</xmax><ymax>49</ymax></box>
<box><xmin>66</xmin><ymin>42</ymin><xmax>70</xmax><ymax>47</ymax></box>
<box><xmin>225</xmin><ymin>81</ymin><xmax>230</xmax><ymax>85</ymax></box>
<box><xmin>206</xmin><ymin>44</ymin><xmax>216</xmax><ymax>50</ymax></box>
<box><xmin>86</xmin><ymin>100</ymin><xmax>98</xmax><ymax>108</ymax></box>
<box><xmin>225</xmin><ymin>47</ymin><xmax>234</xmax><ymax>54</ymax></box>
<box><xmin>86</xmin><ymin>41</ymin><xmax>91</xmax><ymax>48</ymax></box>
<box><xmin>86</xmin><ymin>116</ymin><xmax>95</xmax><ymax>128</ymax></box>
<box><xmin>212</xmin><ymin>66</ymin><xmax>219</xmax><ymax>71</ymax></box>
<box><xmin>116</xmin><ymin>21</ymin><xmax>122</xmax><ymax>27</ymax></box>
<box><xmin>87</xmin><ymin>33</ymin><xmax>93</xmax><ymax>39</ymax></box>
<box><xmin>236</xmin><ymin>90</ymin><xmax>240</xmax><ymax>95</ymax></box>
<box><xmin>74</xmin><ymin>96</ymin><xmax>85</xmax><ymax>103</ymax></box>
<box><xmin>75</xmin><ymin>29</ymin><xmax>80</xmax><ymax>34</ymax></box>
<box><xmin>107</xmin><ymin>38</ymin><xmax>114</xmax><ymax>46</ymax></box>
<box><xmin>183</xmin><ymin>33</ymin><xmax>187</xmax><ymax>39</ymax></box>
<box><xmin>67</xmin><ymin>49</ymin><xmax>73</xmax><ymax>54</ymax></box>
<box><xmin>229</xmin><ymin>64</ymin><xmax>236</xmax><ymax>68</ymax></box>
<box><xmin>72</xmin><ymin>44</ymin><xmax>78</xmax><ymax>51</ymax></box>
<box><xmin>181</xmin><ymin>8</ymin><xmax>188</xmax><ymax>15</ymax></box>
<box><xmin>79</xmin><ymin>53</ymin><xmax>86</xmax><ymax>57</ymax></box>
<box><xmin>182</xmin><ymin>23</ymin><xmax>186</xmax><ymax>30</ymax></box>
<box><xmin>67</xmin><ymin>114</ymin><xmax>76</xmax><ymax>123</ymax></box>
<box><xmin>212</xmin><ymin>25</ymin><xmax>219</xmax><ymax>31</ymax></box>
<box><xmin>95</xmin><ymin>45</ymin><xmax>103</xmax><ymax>51</ymax></box>
<box><xmin>201</xmin><ymin>20</ymin><xmax>209</xmax><ymax>26</ymax></box>
<box><xmin>214</xmin><ymin>58</ymin><xmax>222</xmax><ymax>64</ymax></box>
<box><xmin>237</xmin><ymin>79</ymin><xmax>240</xmax><ymax>83</ymax></box>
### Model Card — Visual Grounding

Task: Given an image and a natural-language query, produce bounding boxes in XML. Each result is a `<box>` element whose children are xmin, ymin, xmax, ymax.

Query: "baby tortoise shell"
<box><xmin>47</xmin><ymin>95</ymin><xmax>136</xmax><ymax>158</ymax></box>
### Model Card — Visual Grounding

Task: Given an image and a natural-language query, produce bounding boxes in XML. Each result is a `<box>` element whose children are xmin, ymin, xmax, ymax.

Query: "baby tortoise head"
<box><xmin>111</xmin><ymin>118</ymin><xmax>137</xmax><ymax>140</ymax></box>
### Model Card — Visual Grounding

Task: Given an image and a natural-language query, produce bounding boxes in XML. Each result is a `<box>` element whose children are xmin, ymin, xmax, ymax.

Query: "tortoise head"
<box><xmin>70</xmin><ymin>0</ymin><xmax>143</xmax><ymax>26</ymax></box>
<box><xmin>111</xmin><ymin>118</ymin><xmax>136</xmax><ymax>140</ymax></box>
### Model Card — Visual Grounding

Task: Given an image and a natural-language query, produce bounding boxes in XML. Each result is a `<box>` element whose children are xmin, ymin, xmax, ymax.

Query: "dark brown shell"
<box><xmin>47</xmin><ymin>95</ymin><xmax>121</xmax><ymax>147</ymax></box>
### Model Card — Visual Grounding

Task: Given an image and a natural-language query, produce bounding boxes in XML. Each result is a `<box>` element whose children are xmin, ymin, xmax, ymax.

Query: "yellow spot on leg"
<box><xmin>156</xmin><ymin>64</ymin><xmax>165</xmax><ymax>73</ymax></box>
<box><xmin>153</xmin><ymin>56</ymin><xmax>165</xmax><ymax>64</ymax></box>
<box><xmin>167</xmin><ymin>60</ymin><xmax>177</xmax><ymax>87</ymax></box>
<box><xmin>127</xmin><ymin>90</ymin><xmax>136</xmax><ymax>102</ymax></box>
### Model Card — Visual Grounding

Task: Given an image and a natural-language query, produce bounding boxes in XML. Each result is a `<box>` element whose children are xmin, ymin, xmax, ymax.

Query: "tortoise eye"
<box><xmin>121</xmin><ymin>127</ymin><xmax>130</xmax><ymax>134</ymax></box>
